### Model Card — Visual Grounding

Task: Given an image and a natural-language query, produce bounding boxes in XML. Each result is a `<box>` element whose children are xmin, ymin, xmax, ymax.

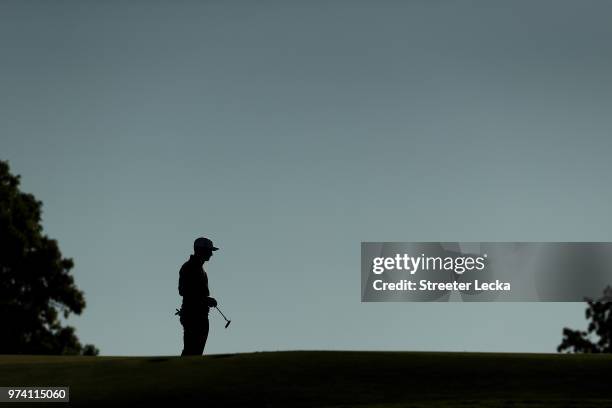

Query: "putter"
<box><xmin>215</xmin><ymin>306</ymin><xmax>231</xmax><ymax>328</ymax></box>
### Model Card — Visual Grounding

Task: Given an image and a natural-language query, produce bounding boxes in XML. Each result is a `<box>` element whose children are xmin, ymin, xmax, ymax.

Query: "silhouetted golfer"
<box><xmin>177</xmin><ymin>237</ymin><xmax>218</xmax><ymax>356</ymax></box>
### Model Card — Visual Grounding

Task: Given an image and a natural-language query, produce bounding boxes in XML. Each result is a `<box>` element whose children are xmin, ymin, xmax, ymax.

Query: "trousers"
<box><xmin>180</xmin><ymin>314</ymin><xmax>209</xmax><ymax>356</ymax></box>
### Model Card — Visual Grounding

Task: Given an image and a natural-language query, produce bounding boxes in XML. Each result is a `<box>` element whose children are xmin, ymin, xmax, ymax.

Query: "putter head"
<box><xmin>225</xmin><ymin>320</ymin><xmax>231</xmax><ymax>329</ymax></box>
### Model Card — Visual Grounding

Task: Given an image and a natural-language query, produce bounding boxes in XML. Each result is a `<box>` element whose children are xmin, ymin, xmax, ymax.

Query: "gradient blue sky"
<box><xmin>2</xmin><ymin>0</ymin><xmax>611</xmax><ymax>355</ymax></box>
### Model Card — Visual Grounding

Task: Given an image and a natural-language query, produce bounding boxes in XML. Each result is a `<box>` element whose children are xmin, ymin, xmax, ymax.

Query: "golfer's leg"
<box><xmin>196</xmin><ymin>319</ymin><xmax>210</xmax><ymax>355</ymax></box>
<box><xmin>181</xmin><ymin>326</ymin><xmax>189</xmax><ymax>356</ymax></box>
<box><xmin>182</xmin><ymin>324</ymin><xmax>197</xmax><ymax>356</ymax></box>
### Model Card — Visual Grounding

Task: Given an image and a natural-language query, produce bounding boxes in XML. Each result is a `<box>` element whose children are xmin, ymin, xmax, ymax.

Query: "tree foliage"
<box><xmin>557</xmin><ymin>286</ymin><xmax>612</xmax><ymax>353</ymax></box>
<box><xmin>0</xmin><ymin>160</ymin><xmax>97</xmax><ymax>355</ymax></box>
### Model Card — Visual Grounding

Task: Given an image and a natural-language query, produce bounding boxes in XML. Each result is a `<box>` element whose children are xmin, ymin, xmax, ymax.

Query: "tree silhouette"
<box><xmin>557</xmin><ymin>286</ymin><xmax>612</xmax><ymax>353</ymax></box>
<box><xmin>0</xmin><ymin>160</ymin><xmax>98</xmax><ymax>355</ymax></box>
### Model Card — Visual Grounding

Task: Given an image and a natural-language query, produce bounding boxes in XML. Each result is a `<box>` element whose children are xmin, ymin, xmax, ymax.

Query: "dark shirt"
<box><xmin>178</xmin><ymin>255</ymin><xmax>210</xmax><ymax>314</ymax></box>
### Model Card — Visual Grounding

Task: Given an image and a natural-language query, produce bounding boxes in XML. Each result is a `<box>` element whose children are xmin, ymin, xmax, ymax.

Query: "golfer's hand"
<box><xmin>207</xmin><ymin>297</ymin><xmax>218</xmax><ymax>307</ymax></box>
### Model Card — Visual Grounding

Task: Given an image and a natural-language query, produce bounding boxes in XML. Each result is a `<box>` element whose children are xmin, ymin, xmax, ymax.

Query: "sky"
<box><xmin>2</xmin><ymin>0</ymin><xmax>612</xmax><ymax>356</ymax></box>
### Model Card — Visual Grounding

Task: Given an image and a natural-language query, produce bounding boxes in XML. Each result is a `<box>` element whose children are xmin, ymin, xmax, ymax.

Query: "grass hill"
<box><xmin>1</xmin><ymin>351</ymin><xmax>611</xmax><ymax>407</ymax></box>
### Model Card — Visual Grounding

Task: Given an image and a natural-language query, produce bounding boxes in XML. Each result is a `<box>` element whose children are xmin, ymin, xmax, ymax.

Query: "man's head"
<box><xmin>193</xmin><ymin>237</ymin><xmax>219</xmax><ymax>262</ymax></box>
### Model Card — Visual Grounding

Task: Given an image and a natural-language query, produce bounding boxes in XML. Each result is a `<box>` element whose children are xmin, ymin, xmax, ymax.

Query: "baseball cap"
<box><xmin>194</xmin><ymin>237</ymin><xmax>219</xmax><ymax>251</ymax></box>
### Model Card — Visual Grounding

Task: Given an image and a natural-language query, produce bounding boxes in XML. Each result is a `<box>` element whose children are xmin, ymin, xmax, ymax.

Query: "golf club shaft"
<box><xmin>215</xmin><ymin>306</ymin><xmax>230</xmax><ymax>322</ymax></box>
